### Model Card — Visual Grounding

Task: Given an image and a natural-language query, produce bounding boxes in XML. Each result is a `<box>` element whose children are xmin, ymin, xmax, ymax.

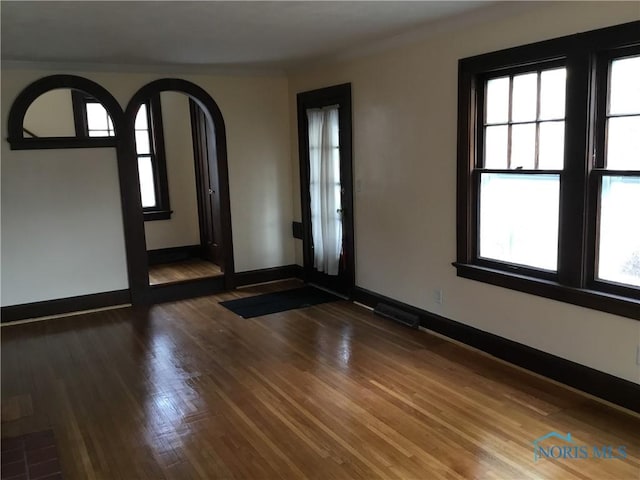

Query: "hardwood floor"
<box><xmin>1</xmin><ymin>280</ymin><xmax>638</xmax><ymax>479</ymax></box>
<box><xmin>148</xmin><ymin>259</ymin><xmax>222</xmax><ymax>285</ymax></box>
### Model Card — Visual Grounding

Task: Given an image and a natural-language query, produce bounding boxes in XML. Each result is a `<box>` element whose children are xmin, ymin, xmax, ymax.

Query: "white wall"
<box><xmin>144</xmin><ymin>92</ymin><xmax>201</xmax><ymax>251</ymax></box>
<box><xmin>288</xmin><ymin>2</ymin><xmax>640</xmax><ymax>383</ymax></box>
<box><xmin>2</xmin><ymin>68</ymin><xmax>294</xmax><ymax>306</ymax></box>
<box><xmin>23</xmin><ymin>88</ymin><xmax>75</xmax><ymax>137</ymax></box>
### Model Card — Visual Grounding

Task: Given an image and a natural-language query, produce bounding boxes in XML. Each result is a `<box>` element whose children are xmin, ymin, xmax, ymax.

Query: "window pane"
<box><xmin>135</xmin><ymin>130</ymin><xmax>151</xmax><ymax>155</ymax></box>
<box><xmin>512</xmin><ymin>73</ymin><xmax>537</xmax><ymax>122</ymax></box>
<box><xmin>606</xmin><ymin>116</ymin><xmax>640</xmax><ymax>170</ymax></box>
<box><xmin>538</xmin><ymin>121</ymin><xmax>565</xmax><ymax>169</ymax></box>
<box><xmin>484</xmin><ymin>125</ymin><xmax>508</xmax><ymax>168</ymax></box>
<box><xmin>135</xmin><ymin>105</ymin><xmax>148</xmax><ymax>130</ymax></box>
<box><xmin>597</xmin><ymin>176</ymin><xmax>640</xmax><ymax>287</ymax></box>
<box><xmin>89</xmin><ymin>130</ymin><xmax>109</xmax><ymax>137</ymax></box>
<box><xmin>511</xmin><ymin>123</ymin><xmax>536</xmax><ymax>169</ymax></box>
<box><xmin>138</xmin><ymin>156</ymin><xmax>156</xmax><ymax>208</ymax></box>
<box><xmin>86</xmin><ymin>103</ymin><xmax>109</xmax><ymax>130</ymax></box>
<box><xmin>486</xmin><ymin>77</ymin><xmax>509</xmax><ymax>124</ymax></box>
<box><xmin>540</xmin><ymin>68</ymin><xmax>566</xmax><ymax>120</ymax></box>
<box><xmin>609</xmin><ymin>55</ymin><xmax>640</xmax><ymax>115</ymax></box>
<box><xmin>479</xmin><ymin>173</ymin><xmax>559</xmax><ymax>270</ymax></box>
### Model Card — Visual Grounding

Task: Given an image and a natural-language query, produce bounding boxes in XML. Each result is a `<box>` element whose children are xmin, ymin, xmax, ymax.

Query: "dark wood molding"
<box><xmin>143</xmin><ymin>209</ymin><xmax>173</xmax><ymax>222</ymax></box>
<box><xmin>234</xmin><ymin>265</ymin><xmax>302</xmax><ymax>287</ymax></box>
<box><xmin>7</xmin><ymin>74</ymin><xmax>124</xmax><ymax>150</ymax></box>
<box><xmin>147</xmin><ymin>244</ymin><xmax>202</xmax><ymax>265</ymax></box>
<box><xmin>1</xmin><ymin>290</ymin><xmax>130</xmax><ymax>324</ymax></box>
<box><xmin>124</xmin><ymin>79</ymin><xmax>236</xmax><ymax>302</ymax></box>
<box><xmin>297</xmin><ymin>83</ymin><xmax>355</xmax><ymax>296</ymax></box>
<box><xmin>352</xmin><ymin>286</ymin><xmax>640</xmax><ymax>413</ymax></box>
<box><xmin>8</xmin><ymin>137</ymin><xmax>118</xmax><ymax>150</ymax></box>
<box><xmin>454</xmin><ymin>262</ymin><xmax>640</xmax><ymax>320</ymax></box>
<box><xmin>149</xmin><ymin>276</ymin><xmax>225</xmax><ymax>304</ymax></box>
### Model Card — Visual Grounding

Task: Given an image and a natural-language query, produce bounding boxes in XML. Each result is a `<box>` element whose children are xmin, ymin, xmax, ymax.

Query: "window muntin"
<box><xmin>483</xmin><ymin>67</ymin><xmax>566</xmax><ymax>170</ymax></box>
<box><xmin>85</xmin><ymin>102</ymin><xmax>115</xmax><ymax>137</ymax></box>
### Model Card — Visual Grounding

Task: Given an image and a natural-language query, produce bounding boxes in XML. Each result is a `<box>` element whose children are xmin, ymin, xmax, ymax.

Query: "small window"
<box><xmin>73</xmin><ymin>92</ymin><xmax>171</xmax><ymax>220</ymax></box>
<box><xmin>72</xmin><ymin>91</ymin><xmax>115</xmax><ymax>138</ymax></box>
<box><xmin>133</xmin><ymin>98</ymin><xmax>171</xmax><ymax>220</ymax></box>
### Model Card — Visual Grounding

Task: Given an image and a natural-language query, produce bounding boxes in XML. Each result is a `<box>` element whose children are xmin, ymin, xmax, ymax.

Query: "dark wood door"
<box><xmin>190</xmin><ymin>100</ymin><xmax>222</xmax><ymax>266</ymax></box>
<box><xmin>297</xmin><ymin>84</ymin><xmax>354</xmax><ymax>296</ymax></box>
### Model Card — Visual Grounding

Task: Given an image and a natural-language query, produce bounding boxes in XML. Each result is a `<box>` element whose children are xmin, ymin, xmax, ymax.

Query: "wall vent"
<box><xmin>374</xmin><ymin>303</ymin><xmax>420</xmax><ymax>329</ymax></box>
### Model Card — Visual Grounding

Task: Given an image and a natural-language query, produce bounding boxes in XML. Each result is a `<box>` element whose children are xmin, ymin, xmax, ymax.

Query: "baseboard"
<box><xmin>149</xmin><ymin>276</ymin><xmax>226</xmax><ymax>304</ymax></box>
<box><xmin>147</xmin><ymin>245</ymin><xmax>202</xmax><ymax>265</ymax></box>
<box><xmin>1</xmin><ymin>290</ymin><xmax>131</xmax><ymax>324</ymax></box>
<box><xmin>352</xmin><ymin>286</ymin><xmax>640</xmax><ymax>414</ymax></box>
<box><xmin>234</xmin><ymin>265</ymin><xmax>302</xmax><ymax>287</ymax></box>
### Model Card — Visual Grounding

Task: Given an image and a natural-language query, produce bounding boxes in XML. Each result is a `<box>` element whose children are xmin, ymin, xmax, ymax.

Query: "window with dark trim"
<box><xmin>133</xmin><ymin>96</ymin><xmax>171</xmax><ymax>221</ymax></box>
<box><xmin>455</xmin><ymin>21</ymin><xmax>640</xmax><ymax>320</ymax></box>
<box><xmin>71</xmin><ymin>91</ymin><xmax>116</xmax><ymax>138</ymax></box>
<box><xmin>72</xmin><ymin>92</ymin><xmax>171</xmax><ymax>221</ymax></box>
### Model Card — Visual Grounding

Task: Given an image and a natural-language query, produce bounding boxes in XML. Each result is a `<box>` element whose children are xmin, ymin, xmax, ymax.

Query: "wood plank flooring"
<box><xmin>148</xmin><ymin>259</ymin><xmax>222</xmax><ymax>285</ymax></box>
<box><xmin>1</xmin><ymin>280</ymin><xmax>639</xmax><ymax>479</ymax></box>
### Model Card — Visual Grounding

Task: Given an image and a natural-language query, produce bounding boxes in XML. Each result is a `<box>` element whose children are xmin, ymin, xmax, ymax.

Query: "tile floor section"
<box><xmin>1</xmin><ymin>431</ymin><xmax>62</xmax><ymax>480</ymax></box>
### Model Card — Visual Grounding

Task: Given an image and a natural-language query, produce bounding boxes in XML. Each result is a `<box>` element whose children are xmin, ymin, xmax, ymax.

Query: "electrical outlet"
<box><xmin>434</xmin><ymin>289</ymin><xmax>443</xmax><ymax>305</ymax></box>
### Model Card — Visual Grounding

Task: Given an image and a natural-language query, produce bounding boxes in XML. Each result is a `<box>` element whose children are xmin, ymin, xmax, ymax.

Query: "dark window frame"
<box><xmin>72</xmin><ymin>92</ymin><xmax>171</xmax><ymax>221</ymax></box>
<box><xmin>71</xmin><ymin>91</ymin><xmax>115</xmax><ymax>138</ymax></box>
<box><xmin>455</xmin><ymin>21</ymin><xmax>640</xmax><ymax>321</ymax></box>
<box><xmin>134</xmin><ymin>95</ymin><xmax>171</xmax><ymax>221</ymax></box>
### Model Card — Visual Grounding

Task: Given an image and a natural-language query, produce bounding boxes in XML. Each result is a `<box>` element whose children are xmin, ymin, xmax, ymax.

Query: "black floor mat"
<box><xmin>220</xmin><ymin>286</ymin><xmax>340</xmax><ymax>318</ymax></box>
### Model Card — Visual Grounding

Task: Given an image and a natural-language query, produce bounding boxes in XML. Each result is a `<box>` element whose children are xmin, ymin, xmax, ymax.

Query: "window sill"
<box><xmin>143</xmin><ymin>210</ymin><xmax>173</xmax><ymax>221</ymax></box>
<box><xmin>452</xmin><ymin>262</ymin><xmax>640</xmax><ymax>321</ymax></box>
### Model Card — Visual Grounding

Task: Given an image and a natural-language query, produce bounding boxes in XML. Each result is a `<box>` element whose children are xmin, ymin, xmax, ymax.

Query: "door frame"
<box><xmin>124</xmin><ymin>79</ymin><xmax>235</xmax><ymax>302</ymax></box>
<box><xmin>190</xmin><ymin>99</ymin><xmax>221</xmax><ymax>266</ymax></box>
<box><xmin>297</xmin><ymin>83</ymin><xmax>355</xmax><ymax>296</ymax></box>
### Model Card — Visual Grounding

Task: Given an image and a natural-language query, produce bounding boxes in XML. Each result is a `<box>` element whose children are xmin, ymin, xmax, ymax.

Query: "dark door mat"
<box><xmin>1</xmin><ymin>430</ymin><xmax>63</xmax><ymax>479</ymax></box>
<box><xmin>220</xmin><ymin>286</ymin><xmax>341</xmax><ymax>318</ymax></box>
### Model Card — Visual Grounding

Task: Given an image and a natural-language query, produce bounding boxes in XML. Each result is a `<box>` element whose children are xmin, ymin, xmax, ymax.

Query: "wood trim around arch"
<box><xmin>124</xmin><ymin>79</ymin><xmax>236</xmax><ymax>302</ymax></box>
<box><xmin>4</xmin><ymin>74</ymin><xmax>149</xmax><ymax>309</ymax></box>
<box><xmin>7</xmin><ymin>74</ymin><xmax>124</xmax><ymax>150</ymax></box>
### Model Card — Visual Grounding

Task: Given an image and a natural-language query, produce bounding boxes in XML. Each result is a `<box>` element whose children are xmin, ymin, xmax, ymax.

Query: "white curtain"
<box><xmin>307</xmin><ymin>106</ymin><xmax>342</xmax><ymax>275</ymax></box>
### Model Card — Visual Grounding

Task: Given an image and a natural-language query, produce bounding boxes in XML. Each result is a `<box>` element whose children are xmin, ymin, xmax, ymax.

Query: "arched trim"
<box><xmin>7</xmin><ymin>74</ymin><xmax>124</xmax><ymax>150</ymax></box>
<box><xmin>124</xmin><ymin>79</ymin><xmax>235</xmax><ymax>298</ymax></box>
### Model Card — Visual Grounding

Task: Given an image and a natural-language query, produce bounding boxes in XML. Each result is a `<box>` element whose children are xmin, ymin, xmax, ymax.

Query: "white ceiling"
<box><xmin>1</xmin><ymin>1</ymin><xmax>497</xmax><ymax>71</ymax></box>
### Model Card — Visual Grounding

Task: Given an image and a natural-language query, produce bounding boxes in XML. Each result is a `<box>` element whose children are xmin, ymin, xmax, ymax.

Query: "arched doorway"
<box><xmin>124</xmin><ymin>79</ymin><xmax>235</xmax><ymax>303</ymax></box>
